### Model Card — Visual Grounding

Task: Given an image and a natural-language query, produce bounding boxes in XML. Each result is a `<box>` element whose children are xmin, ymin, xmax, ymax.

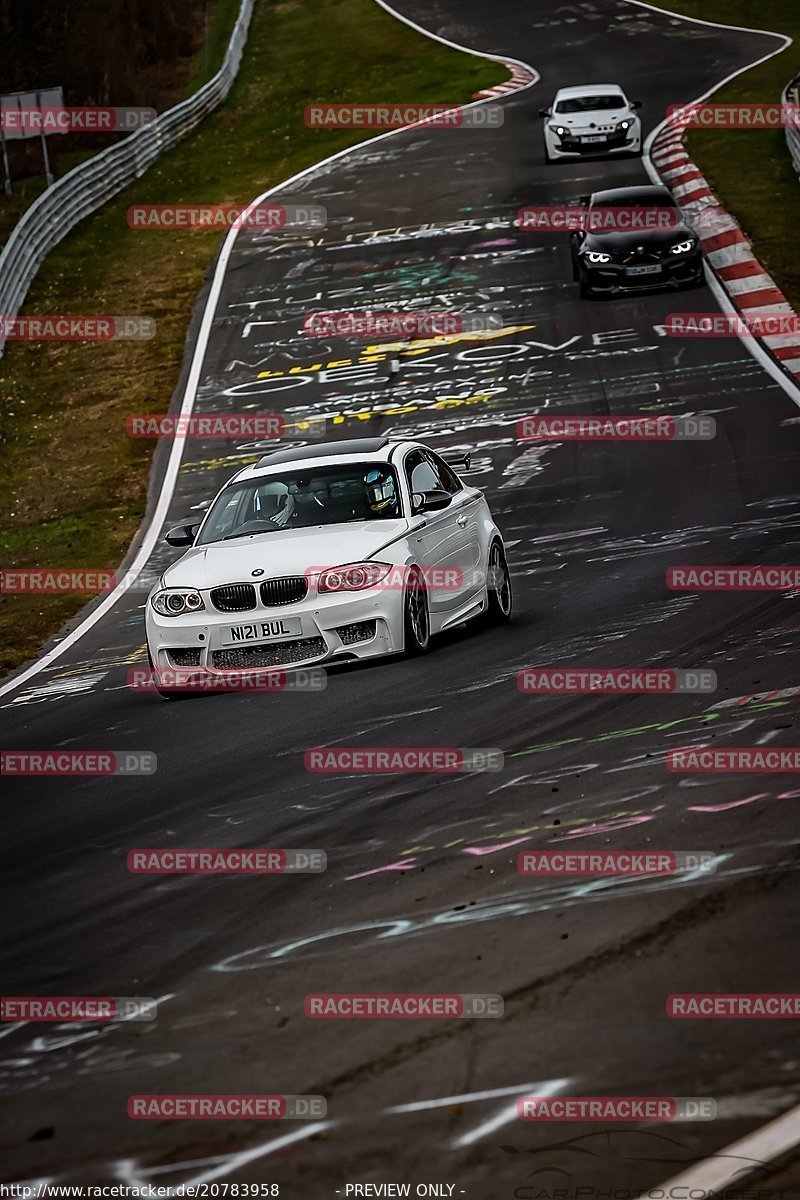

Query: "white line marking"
<box><xmin>451</xmin><ymin>1078</ymin><xmax>570</xmax><ymax>1148</ymax></box>
<box><xmin>658</xmin><ymin>1102</ymin><xmax>800</xmax><ymax>1191</ymax></box>
<box><xmin>386</xmin><ymin>1078</ymin><xmax>568</xmax><ymax>1113</ymax></box>
<box><xmin>115</xmin><ymin>1123</ymin><xmax>334</xmax><ymax>1193</ymax></box>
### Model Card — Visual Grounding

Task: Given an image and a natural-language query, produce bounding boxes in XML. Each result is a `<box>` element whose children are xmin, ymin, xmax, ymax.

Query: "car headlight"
<box><xmin>548</xmin><ymin>124</ymin><xmax>567</xmax><ymax>136</ymax></box>
<box><xmin>618</xmin><ymin>119</ymin><xmax>631</xmax><ymax>130</ymax></box>
<box><xmin>317</xmin><ymin>562</ymin><xmax>392</xmax><ymax>593</ymax></box>
<box><xmin>670</xmin><ymin>239</ymin><xmax>697</xmax><ymax>255</ymax></box>
<box><xmin>583</xmin><ymin>250</ymin><xmax>613</xmax><ymax>264</ymax></box>
<box><xmin>151</xmin><ymin>589</ymin><xmax>205</xmax><ymax>616</ymax></box>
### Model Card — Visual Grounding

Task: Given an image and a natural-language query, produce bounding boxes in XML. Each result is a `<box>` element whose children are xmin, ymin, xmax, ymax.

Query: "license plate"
<box><xmin>581</xmin><ymin>134</ymin><xmax>607</xmax><ymax>143</ymax></box>
<box><xmin>222</xmin><ymin>617</ymin><xmax>303</xmax><ymax>645</ymax></box>
<box><xmin>625</xmin><ymin>264</ymin><xmax>661</xmax><ymax>276</ymax></box>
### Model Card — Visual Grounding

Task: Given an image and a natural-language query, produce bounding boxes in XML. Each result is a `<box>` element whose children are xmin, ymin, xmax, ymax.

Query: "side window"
<box><xmin>429</xmin><ymin>452</ymin><xmax>463</xmax><ymax>495</ymax></box>
<box><xmin>406</xmin><ymin>450</ymin><xmax>440</xmax><ymax>495</ymax></box>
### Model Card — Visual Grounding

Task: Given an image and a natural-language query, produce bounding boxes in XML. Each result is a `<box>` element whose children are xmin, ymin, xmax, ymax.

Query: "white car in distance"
<box><xmin>539</xmin><ymin>84</ymin><xmax>642</xmax><ymax>163</ymax></box>
<box><xmin>145</xmin><ymin>437</ymin><xmax>513</xmax><ymax>698</ymax></box>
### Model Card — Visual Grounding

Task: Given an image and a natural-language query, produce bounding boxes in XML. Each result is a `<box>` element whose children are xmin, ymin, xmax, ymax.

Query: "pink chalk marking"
<box><xmin>345</xmin><ymin>858</ymin><xmax>416</xmax><ymax>881</ymax></box>
<box><xmin>687</xmin><ymin>794</ymin><xmax>767</xmax><ymax>813</ymax></box>
<box><xmin>463</xmin><ymin>837</ymin><xmax>532</xmax><ymax>856</ymax></box>
<box><xmin>548</xmin><ymin>815</ymin><xmax>654</xmax><ymax>841</ymax></box>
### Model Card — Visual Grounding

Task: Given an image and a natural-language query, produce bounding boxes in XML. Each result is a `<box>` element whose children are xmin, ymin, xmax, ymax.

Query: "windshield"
<box><xmin>196</xmin><ymin>463</ymin><xmax>403</xmax><ymax>545</ymax></box>
<box><xmin>555</xmin><ymin>95</ymin><xmax>626</xmax><ymax>113</ymax></box>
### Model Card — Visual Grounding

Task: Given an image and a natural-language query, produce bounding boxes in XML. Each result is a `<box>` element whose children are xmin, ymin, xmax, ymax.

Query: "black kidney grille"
<box><xmin>210</xmin><ymin>583</ymin><xmax>257</xmax><ymax>612</ymax></box>
<box><xmin>259</xmin><ymin>577</ymin><xmax>308</xmax><ymax>607</ymax></box>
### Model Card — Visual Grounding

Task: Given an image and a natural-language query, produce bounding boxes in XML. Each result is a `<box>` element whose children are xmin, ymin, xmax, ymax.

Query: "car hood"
<box><xmin>583</xmin><ymin>225</ymin><xmax>693</xmax><ymax>250</ymax></box>
<box><xmin>161</xmin><ymin>520</ymin><xmax>409</xmax><ymax>589</ymax></box>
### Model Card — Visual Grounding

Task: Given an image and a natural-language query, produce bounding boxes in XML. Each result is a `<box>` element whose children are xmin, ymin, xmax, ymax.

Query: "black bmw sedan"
<box><xmin>570</xmin><ymin>184</ymin><xmax>704</xmax><ymax>298</ymax></box>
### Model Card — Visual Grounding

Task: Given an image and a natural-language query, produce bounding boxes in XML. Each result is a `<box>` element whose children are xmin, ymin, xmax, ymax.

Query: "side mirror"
<box><xmin>579</xmin><ymin>194</ymin><xmax>590</xmax><ymax>206</ymax></box>
<box><xmin>165</xmin><ymin>523</ymin><xmax>199</xmax><ymax>547</ymax></box>
<box><xmin>632</xmin><ymin>100</ymin><xmax>643</xmax><ymax>110</ymax></box>
<box><xmin>411</xmin><ymin>490</ymin><xmax>451</xmax><ymax>515</ymax></box>
<box><xmin>538</xmin><ymin>107</ymin><xmax>551</xmax><ymax>118</ymax></box>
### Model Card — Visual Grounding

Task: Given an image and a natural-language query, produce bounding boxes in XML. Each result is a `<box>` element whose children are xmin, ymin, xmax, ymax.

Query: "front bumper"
<box><xmin>580</xmin><ymin>252</ymin><xmax>703</xmax><ymax>294</ymax></box>
<box><xmin>547</xmin><ymin>128</ymin><xmax>640</xmax><ymax>158</ymax></box>
<box><xmin>145</xmin><ymin>587</ymin><xmax>403</xmax><ymax>676</ymax></box>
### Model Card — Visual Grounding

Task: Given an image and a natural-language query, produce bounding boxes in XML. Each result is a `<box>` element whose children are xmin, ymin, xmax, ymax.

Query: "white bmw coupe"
<box><xmin>145</xmin><ymin>437</ymin><xmax>512</xmax><ymax>696</ymax></box>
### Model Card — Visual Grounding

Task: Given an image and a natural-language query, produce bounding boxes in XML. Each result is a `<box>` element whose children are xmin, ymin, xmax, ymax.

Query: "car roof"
<box><xmin>234</xmin><ymin>436</ymin><xmax>416</xmax><ymax>481</ymax></box>
<box><xmin>554</xmin><ymin>83</ymin><xmax>626</xmax><ymax>98</ymax></box>
<box><xmin>590</xmin><ymin>184</ymin><xmax>672</xmax><ymax>205</ymax></box>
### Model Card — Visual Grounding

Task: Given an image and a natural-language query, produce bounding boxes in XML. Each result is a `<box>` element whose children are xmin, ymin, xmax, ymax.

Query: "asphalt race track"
<box><xmin>2</xmin><ymin>0</ymin><xmax>800</xmax><ymax>1193</ymax></box>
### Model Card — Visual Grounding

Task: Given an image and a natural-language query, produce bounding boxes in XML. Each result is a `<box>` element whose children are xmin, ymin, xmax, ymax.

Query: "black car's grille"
<box><xmin>622</xmin><ymin>246</ymin><xmax>661</xmax><ymax>264</ymax></box>
<box><xmin>334</xmin><ymin>620</ymin><xmax>377</xmax><ymax>646</ymax></box>
<box><xmin>210</xmin><ymin>584</ymin><xmax>257</xmax><ymax>612</ymax></box>
<box><xmin>260</xmin><ymin>577</ymin><xmax>308</xmax><ymax>607</ymax></box>
<box><xmin>211</xmin><ymin>637</ymin><xmax>326</xmax><ymax>670</ymax></box>
<box><xmin>168</xmin><ymin>648</ymin><xmax>203</xmax><ymax>667</ymax></box>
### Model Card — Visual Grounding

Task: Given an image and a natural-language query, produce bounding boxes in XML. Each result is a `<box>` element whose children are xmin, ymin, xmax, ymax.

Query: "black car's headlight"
<box><xmin>670</xmin><ymin>239</ymin><xmax>697</xmax><ymax>255</ymax></box>
<box><xmin>583</xmin><ymin>250</ymin><xmax>613</xmax><ymax>264</ymax></box>
<box><xmin>151</xmin><ymin>589</ymin><xmax>205</xmax><ymax>616</ymax></box>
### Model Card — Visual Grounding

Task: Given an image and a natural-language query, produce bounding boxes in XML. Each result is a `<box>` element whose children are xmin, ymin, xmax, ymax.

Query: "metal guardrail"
<box><xmin>0</xmin><ymin>0</ymin><xmax>254</xmax><ymax>357</ymax></box>
<box><xmin>786</xmin><ymin>74</ymin><xmax>800</xmax><ymax>178</ymax></box>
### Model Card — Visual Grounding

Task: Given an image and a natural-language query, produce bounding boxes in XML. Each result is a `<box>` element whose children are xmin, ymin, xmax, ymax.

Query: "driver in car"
<box><xmin>364</xmin><ymin>468</ymin><xmax>398</xmax><ymax>515</ymax></box>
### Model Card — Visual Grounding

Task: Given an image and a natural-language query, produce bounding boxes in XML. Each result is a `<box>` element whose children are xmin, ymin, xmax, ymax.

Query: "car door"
<box><xmin>404</xmin><ymin>450</ymin><xmax>477</xmax><ymax>614</ymax></box>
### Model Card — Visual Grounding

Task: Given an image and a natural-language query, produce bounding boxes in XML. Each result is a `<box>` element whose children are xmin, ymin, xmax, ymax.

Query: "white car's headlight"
<box><xmin>671</xmin><ymin>239</ymin><xmax>697</xmax><ymax>255</ymax></box>
<box><xmin>583</xmin><ymin>250</ymin><xmax>613</xmax><ymax>264</ymax></box>
<box><xmin>151</xmin><ymin>589</ymin><xmax>205</xmax><ymax>616</ymax></box>
<box><xmin>318</xmin><ymin>563</ymin><xmax>392</xmax><ymax>594</ymax></box>
<box><xmin>548</xmin><ymin>123</ymin><xmax>567</xmax><ymax>136</ymax></box>
<box><xmin>618</xmin><ymin>118</ymin><xmax>632</xmax><ymax>130</ymax></box>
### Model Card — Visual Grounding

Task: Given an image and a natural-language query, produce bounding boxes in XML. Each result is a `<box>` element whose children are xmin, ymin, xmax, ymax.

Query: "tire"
<box><xmin>483</xmin><ymin>541</ymin><xmax>513</xmax><ymax>625</ymax></box>
<box><xmin>403</xmin><ymin>568</ymin><xmax>431</xmax><ymax>655</ymax></box>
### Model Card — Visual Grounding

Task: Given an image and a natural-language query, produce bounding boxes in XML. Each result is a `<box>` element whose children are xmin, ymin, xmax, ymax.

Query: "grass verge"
<box><xmin>652</xmin><ymin>1</ymin><xmax>799</xmax><ymax>309</ymax></box>
<box><xmin>0</xmin><ymin>0</ymin><xmax>503</xmax><ymax>675</ymax></box>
